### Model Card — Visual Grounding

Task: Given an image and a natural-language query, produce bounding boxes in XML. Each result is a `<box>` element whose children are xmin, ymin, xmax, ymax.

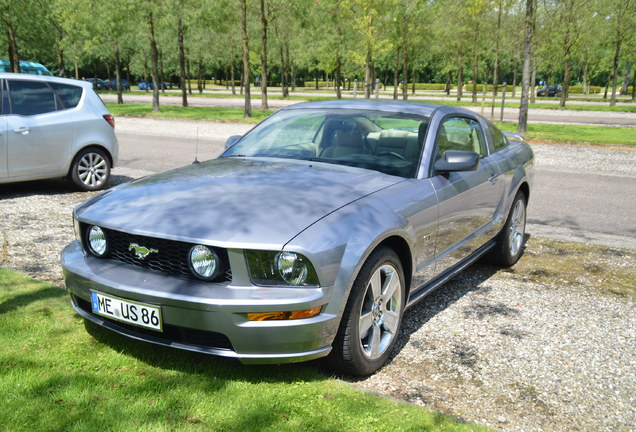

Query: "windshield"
<box><xmin>221</xmin><ymin>108</ymin><xmax>429</xmax><ymax>178</ymax></box>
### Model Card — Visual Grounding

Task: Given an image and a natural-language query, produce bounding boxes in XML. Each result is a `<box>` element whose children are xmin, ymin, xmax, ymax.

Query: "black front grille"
<box><xmin>74</xmin><ymin>295</ymin><xmax>234</xmax><ymax>351</ymax></box>
<box><xmin>80</xmin><ymin>224</ymin><xmax>231</xmax><ymax>282</ymax></box>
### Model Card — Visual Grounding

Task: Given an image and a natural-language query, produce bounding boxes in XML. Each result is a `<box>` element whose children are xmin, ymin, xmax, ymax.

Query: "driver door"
<box><xmin>430</xmin><ymin>116</ymin><xmax>503</xmax><ymax>274</ymax></box>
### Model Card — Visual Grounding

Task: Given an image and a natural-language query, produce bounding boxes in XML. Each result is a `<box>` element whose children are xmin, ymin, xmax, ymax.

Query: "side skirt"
<box><xmin>405</xmin><ymin>240</ymin><xmax>496</xmax><ymax>309</ymax></box>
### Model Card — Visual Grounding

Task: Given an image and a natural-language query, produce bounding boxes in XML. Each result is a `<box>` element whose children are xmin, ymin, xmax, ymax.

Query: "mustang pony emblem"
<box><xmin>129</xmin><ymin>243</ymin><xmax>159</xmax><ymax>259</ymax></box>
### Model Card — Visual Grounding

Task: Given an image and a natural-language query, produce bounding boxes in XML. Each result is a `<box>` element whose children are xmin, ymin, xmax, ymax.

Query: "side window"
<box><xmin>7</xmin><ymin>80</ymin><xmax>56</xmax><ymax>116</ymax></box>
<box><xmin>435</xmin><ymin>117</ymin><xmax>486</xmax><ymax>159</ymax></box>
<box><xmin>50</xmin><ymin>83</ymin><xmax>83</xmax><ymax>109</ymax></box>
<box><xmin>488</xmin><ymin>122</ymin><xmax>508</xmax><ymax>152</ymax></box>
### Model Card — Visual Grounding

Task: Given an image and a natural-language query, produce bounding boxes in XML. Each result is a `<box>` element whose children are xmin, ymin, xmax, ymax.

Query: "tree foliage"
<box><xmin>3</xmin><ymin>0</ymin><xmax>634</xmax><ymax>109</ymax></box>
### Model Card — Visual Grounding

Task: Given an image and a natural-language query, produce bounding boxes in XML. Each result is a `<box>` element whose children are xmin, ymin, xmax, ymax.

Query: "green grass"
<box><xmin>103</xmin><ymin>89</ymin><xmax>636</xmax><ymax>112</ymax></box>
<box><xmin>496</xmin><ymin>122</ymin><xmax>636</xmax><ymax>146</ymax></box>
<box><xmin>105</xmin><ymin>103</ymin><xmax>273</xmax><ymax>123</ymax></box>
<box><xmin>0</xmin><ymin>268</ymin><xmax>486</xmax><ymax>432</ymax></box>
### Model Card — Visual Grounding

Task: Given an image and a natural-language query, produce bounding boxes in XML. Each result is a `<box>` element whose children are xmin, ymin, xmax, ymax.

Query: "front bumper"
<box><xmin>61</xmin><ymin>241</ymin><xmax>338</xmax><ymax>364</ymax></box>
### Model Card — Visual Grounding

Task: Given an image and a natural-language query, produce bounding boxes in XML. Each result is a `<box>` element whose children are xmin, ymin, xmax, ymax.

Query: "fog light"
<box><xmin>247</xmin><ymin>306</ymin><xmax>322</xmax><ymax>321</ymax></box>
<box><xmin>189</xmin><ymin>245</ymin><xmax>219</xmax><ymax>280</ymax></box>
<box><xmin>87</xmin><ymin>226</ymin><xmax>107</xmax><ymax>257</ymax></box>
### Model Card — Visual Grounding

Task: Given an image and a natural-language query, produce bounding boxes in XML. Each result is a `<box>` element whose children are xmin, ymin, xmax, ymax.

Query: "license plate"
<box><xmin>90</xmin><ymin>290</ymin><xmax>162</xmax><ymax>332</ymax></box>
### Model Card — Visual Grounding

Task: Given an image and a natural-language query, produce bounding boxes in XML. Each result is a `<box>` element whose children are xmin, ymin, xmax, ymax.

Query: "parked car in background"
<box><xmin>84</xmin><ymin>78</ymin><xmax>106</xmax><ymax>90</ymax></box>
<box><xmin>0</xmin><ymin>73</ymin><xmax>118</xmax><ymax>190</ymax></box>
<box><xmin>62</xmin><ymin>100</ymin><xmax>533</xmax><ymax>375</ymax></box>
<box><xmin>110</xmin><ymin>78</ymin><xmax>129</xmax><ymax>91</ymax></box>
<box><xmin>138</xmin><ymin>80</ymin><xmax>167</xmax><ymax>90</ymax></box>
<box><xmin>537</xmin><ymin>84</ymin><xmax>562</xmax><ymax>97</ymax></box>
<box><xmin>0</xmin><ymin>60</ymin><xmax>53</xmax><ymax>76</ymax></box>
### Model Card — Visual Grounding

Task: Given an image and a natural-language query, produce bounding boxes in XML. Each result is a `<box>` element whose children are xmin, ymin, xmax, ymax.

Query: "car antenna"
<box><xmin>193</xmin><ymin>126</ymin><xmax>200</xmax><ymax>165</ymax></box>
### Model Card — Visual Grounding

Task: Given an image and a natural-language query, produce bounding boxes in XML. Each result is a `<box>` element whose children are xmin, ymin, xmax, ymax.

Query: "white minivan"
<box><xmin>0</xmin><ymin>73</ymin><xmax>118</xmax><ymax>191</ymax></box>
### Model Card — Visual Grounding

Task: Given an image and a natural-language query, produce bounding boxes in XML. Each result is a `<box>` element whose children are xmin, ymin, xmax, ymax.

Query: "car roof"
<box><xmin>0</xmin><ymin>73</ymin><xmax>91</xmax><ymax>89</ymax></box>
<box><xmin>282</xmin><ymin>99</ymin><xmax>480</xmax><ymax>119</ymax></box>
<box><xmin>281</xmin><ymin>100</ymin><xmax>440</xmax><ymax>116</ymax></box>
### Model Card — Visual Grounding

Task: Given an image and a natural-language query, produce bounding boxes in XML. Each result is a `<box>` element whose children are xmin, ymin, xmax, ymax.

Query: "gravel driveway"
<box><xmin>0</xmin><ymin>119</ymin><xmax>634</xmax><ymax>432</ymax></box>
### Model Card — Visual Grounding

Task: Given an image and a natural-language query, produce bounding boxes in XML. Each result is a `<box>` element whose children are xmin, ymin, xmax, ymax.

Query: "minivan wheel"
<box><xmin>70</xmin><ymin>148</ymin><xmax>111</xmax><ymax>191</ymax></box>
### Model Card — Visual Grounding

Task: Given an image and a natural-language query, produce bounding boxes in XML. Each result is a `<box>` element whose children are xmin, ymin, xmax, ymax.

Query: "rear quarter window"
<box><xmin>488</xmin><ymin>122</ymin><xmax>508</xmax><ymax>152</ymax></box>
<box><xmin>49</xmin><ymin>83</ymin><xmax>83</xmax><ymax>109</ymax></box>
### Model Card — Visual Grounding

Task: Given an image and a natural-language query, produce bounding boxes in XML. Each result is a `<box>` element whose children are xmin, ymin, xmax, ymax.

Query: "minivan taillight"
<box><xmin>103</xmin><ymin>114</ymin><xmax>115</xmax><ymax>128</ymax></box>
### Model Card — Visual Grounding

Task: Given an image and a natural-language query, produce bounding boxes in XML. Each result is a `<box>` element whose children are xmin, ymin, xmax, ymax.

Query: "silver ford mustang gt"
<box><xmin>61</xmin><ymin>100</ymin><xmax>534</xmax><ymax>375</ymax></box>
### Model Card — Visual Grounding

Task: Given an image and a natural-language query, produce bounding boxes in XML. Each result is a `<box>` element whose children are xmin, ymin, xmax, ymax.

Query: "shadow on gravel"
<box><xmin>0</xmin><ymin>175</ymin><xmax>134</xmax><ymax>199</ymax></box>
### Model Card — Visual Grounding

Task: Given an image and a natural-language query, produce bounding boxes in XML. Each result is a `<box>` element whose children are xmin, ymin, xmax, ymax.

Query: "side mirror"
<box><xmin>434</xmin><ymin>150</ymin><xmax>480</xmax><ymax>172</ymax></box>
<box><xmin>225</xmin><ymin>135</ymin><xmax>242</xmax><ymax>149</ymax></box>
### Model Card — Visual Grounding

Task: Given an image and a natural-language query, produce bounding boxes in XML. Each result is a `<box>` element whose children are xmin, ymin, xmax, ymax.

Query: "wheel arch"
<box><xmin>517</xmin><ymin>180</ymin><xmax>530</xmax><ymax>203</ymax></box>
<box><xmin>67</xmin><ymin>144</ymin><xmax>115</xmax><ymax>178</ymax></box>
<box><xmin>375</xmin><ymin>235</ymin><xmax>414</xmax><ymax>298</ymax></box>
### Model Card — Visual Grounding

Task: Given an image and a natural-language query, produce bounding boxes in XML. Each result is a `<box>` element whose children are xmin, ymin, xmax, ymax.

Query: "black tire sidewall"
<box><xmin>70</xmin><ymin>148</ymin><xmax>111</xmax><ymax>191</ymax></box>
<box><xmin>492</xmin><ymin>192</ymin><xmax>527</xmax><ymax>267</ymax></box>
<box><xmin>331</xmin><ymin>247</ymin><xmax>406</xmax><ymax>376</ymax></box>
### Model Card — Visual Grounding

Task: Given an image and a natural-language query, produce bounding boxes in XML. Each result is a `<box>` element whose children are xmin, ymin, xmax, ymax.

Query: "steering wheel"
<box><xmin>376</xmin><ymin>151</ymin><xmax>406</xmax><ymax>161</ymax></box>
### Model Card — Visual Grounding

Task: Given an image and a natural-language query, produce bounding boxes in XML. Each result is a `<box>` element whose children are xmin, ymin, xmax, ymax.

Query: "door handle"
<box><xmin>13</xmin><ymin>127</ymin><xmax>30</xmax><ymax>135</ymax></box>
<box><xmin>488</xmin><ymin>173</ymin><xmax>499</xmax><ymax>185</ymax></box>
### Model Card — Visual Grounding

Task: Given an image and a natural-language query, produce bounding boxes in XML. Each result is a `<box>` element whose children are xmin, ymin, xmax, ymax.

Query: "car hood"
<box><xmin>76</xmin><ymin>157</ymin><xmax>403</xmax><ymax>247</ymax></box>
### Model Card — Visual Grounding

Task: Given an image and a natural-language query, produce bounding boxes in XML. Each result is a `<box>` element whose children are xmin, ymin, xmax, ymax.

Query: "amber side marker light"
<box><xmin>248</xmin><ymin>306</ymin><xmax>322</xmax><ymax>321</ymax></box>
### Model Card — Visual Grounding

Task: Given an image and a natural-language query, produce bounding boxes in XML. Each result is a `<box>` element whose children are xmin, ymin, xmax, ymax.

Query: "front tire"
<box><xmin>70</xmin><ymin>148</ymin><xmax>111</xmax><ymax>191</ymax></box>
<box><xmin>327</xmin><ymin>247</ymin><xmax>405</xmax><ymax>376</ymax></box>
<box><xmin>490</xmin><ymin>191</ymin><xmax>527</xmax><ymax>266</ymax></box>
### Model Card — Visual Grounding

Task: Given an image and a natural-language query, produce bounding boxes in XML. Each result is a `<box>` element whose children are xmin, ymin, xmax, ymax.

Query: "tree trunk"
<box><xmin>512</xmin><ymin>59</ymin><xmax>518</xmax><ymax>97</ymax></box>
<box><xmin>147</xmin><ymin>11</ymin><xmax>160</xmax><ymax>112</ymax></box>
<box><xmin>6</xmin><ymin>21</ymin><xmax>20</xmax><ymax>73</ymax></box>
<box><xmin>159</xmin><ymin>51</ymin><xmax>165</xmax><ymax>93</ymax></box>
<box><xmin>336</xmin><ymin>55</ymin><xmax>342</xmax><ymax>99</ymax></box>
<box><xmin>178</xmin><ymin>16</ymin><xmax>188</xmax><ymax>107</ymax></box>
<box><xmin>285</xmin><ymin>44</ymin><xmax>291</xmax><ymax>96</ymax></box>
<box><xmin>445</xmin><ymin>71</ymin><xmax>451</xmax><ymax>95</ymax></box>
<box><xmin>621</xmin><ymin>61</ymin><xmax>631</xmax><ymax>95</ymax></box>
<box><xmin>560</xmin><ymin>55</ymin><xmax>571</xmax><ymax>107</ymax></box>
<box><xmin>240</xmin><ymin>0</ymin><xmax>252</xmax><ymax>117</ymax></box>
<box><xmin>518</xmin><ymin>0</ymin><xmax>534</xmax><ymax>134</ymax></box>
<box><xmin>632</xmin><ymin>67</ymin><xmax>636</xmax><ymax>101</ymax></box>
<box><xmin>230</xmin><ymin>59</ymin><xmax>236</xmax><ymax>95</ymax></box>
<box><xmin>393</xmin><ymin>48</ymin><xmax>400</xmax><ymax>100</ymax></box>
<box><xmin>456</xmin><ymin>55</ymin><xmax>464</xmax><ymax>101</ymax></box>
<box><xmin>402</xmin><ymin>50</ymin><xmax>408</xmax><ymax>100</ymax></box>
<box><xmin>492</xmin><ymin>1</ymin><xmax>503</xmax><ymax>97</ymax></box>
<box><xmin>197</xmin><ymin>61</ymin><xmax>203</xmax><ymax>93</ymax></box>
<box><xmin>291</xmin><ymin>63</ymin><xmax>296</xmax><ymax>92</ymax></box>
<box><xmin>56</xmin><ymin>29</ymin><xmax>65</xmax><ymax>76</ymax></box>
<box><xmin>471</xmin><ymin>30</ymin><xmax>479</xmax><ymax>103</ymax></box>
<box><xmin>582</xmin><ymin>61</ymin><xmax>589</xmax><ymax>94</ymax></box>
<box><xmin>114</xmin><ymin>39</ymin><xmax>123</xmax><ymax>104</ymax></box>
<box><xmin>603</xmin><ymin>70</ymin><xmax>611</xmax><ymax>99</ymax></box>
<box><xmin>530</xmin><ymin>56</ymin><xmax>536</xmax><ymax>104</ymax></box>
<box><xmin>187</xmin><ymin>59</ymin><xmax>193</xmax><ymax>94</ymax></box>
<box><xmin>364</xmin><ymin>46</ymin><xmax>373</xmax><ymax>99</ymax></box>
<box><xmin>610</xmin><ymin>37</ymin><xmax>622</xmax><ymax>106</ymax></box>
<box><xmin>260</xmin><ymin>0</ymin><xmax>268</xmax><ymax>109</ymax></box>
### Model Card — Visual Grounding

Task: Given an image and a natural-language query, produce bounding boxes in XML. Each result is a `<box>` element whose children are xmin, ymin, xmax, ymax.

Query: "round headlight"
<box><xmin>87</xmin><ymin>226</ymin><xmax>108</xmax><ymax>257</ymax></box>
<box><xmin>276</xmin><ymin>252</ymin><xmax>309</xmax><ymax>285</ymax></box>
<box><xmin>189</xmin><ymin>245</ymin><xmax>219</xmax><ymax>280</ymax></box>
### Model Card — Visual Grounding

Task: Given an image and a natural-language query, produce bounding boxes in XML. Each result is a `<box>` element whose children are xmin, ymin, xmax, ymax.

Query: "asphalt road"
<box><xmin>114</xmin><ymin>119</ymin><xmax>636</xmax><ymax>250</ymax></box>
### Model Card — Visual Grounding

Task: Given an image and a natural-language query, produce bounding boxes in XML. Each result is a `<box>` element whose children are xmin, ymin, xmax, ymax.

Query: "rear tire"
<box><xmin>489</xmin><ymin>191</ymin><xmax>527</xmax><ymax>267</ymax></box>
<box><xmin>327</xmin><ymin>247</ymin><xmax>405</xmax><ymax>376</ymax></box>
<box><xmin>70</xmin><ymin>148</ymin><xmax>111</xmax><ymax>191</ymax></box>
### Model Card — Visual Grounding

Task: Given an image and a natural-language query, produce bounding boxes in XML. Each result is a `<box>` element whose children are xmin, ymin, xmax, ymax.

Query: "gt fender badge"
<box><xmin>129</xmin><ymin>243</ymin><xmax>159</xmax><ymax>259</ymax></box>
